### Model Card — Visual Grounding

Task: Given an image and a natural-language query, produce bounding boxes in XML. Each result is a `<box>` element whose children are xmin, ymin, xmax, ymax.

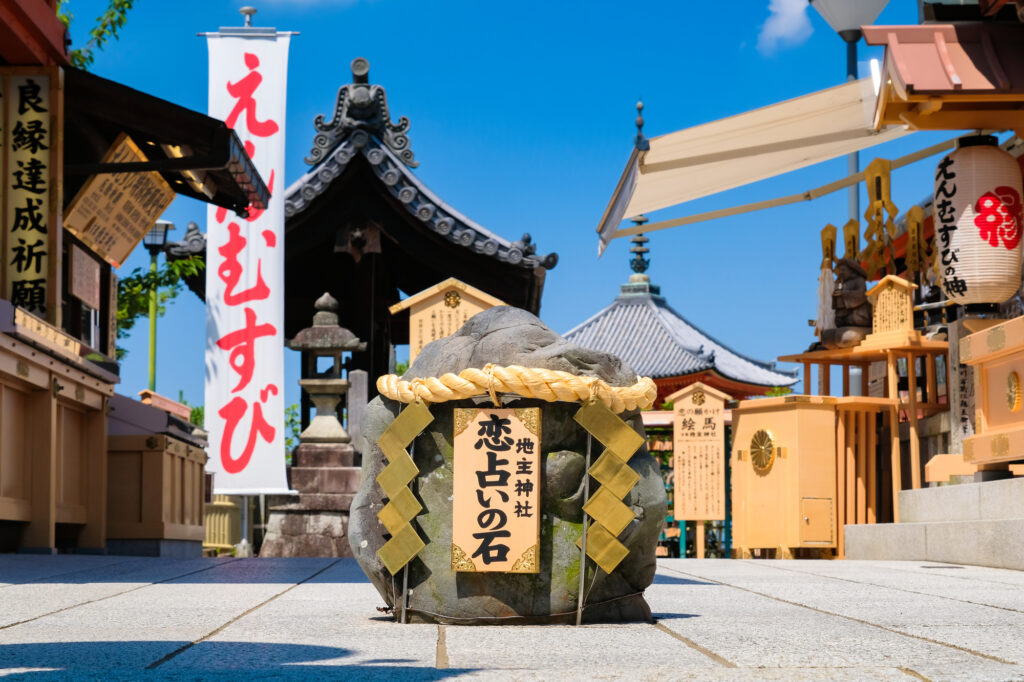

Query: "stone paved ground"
<box><xmin>1</xmin><ymin>556</ymin><xmax>1023</xmax><ymax>680</ymax></box>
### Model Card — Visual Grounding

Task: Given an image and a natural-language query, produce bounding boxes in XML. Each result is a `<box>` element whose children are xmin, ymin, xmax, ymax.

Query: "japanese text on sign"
<box><xmin>64</xmin><ymin>133</ymin><xmax>176</xmax><ymax>268</ymax></box>
<box><xmin>673</xmin><ymin>386</ymin><xmax>726</xmax><ymax>521</ymax></box>
<box><xmin>205</xmin><ymin>35</ymin><xmax>290</xmax><ymax>494</ymax></box>
<box><xmin>452</xmin><ymin>408</ymin><xmax>540</xmax><ymax>572</ymax></box>
<box><xmin>3</xmin><ymin>72</ymin><xmax>55</xmax><ymax>317</ymax></box>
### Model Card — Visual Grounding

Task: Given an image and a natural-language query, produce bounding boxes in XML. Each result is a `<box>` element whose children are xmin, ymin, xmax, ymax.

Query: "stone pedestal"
<box><xmin>259</xmin><ymin>442</ymin><xmax>360</xmax><ymax>557</ymax></box>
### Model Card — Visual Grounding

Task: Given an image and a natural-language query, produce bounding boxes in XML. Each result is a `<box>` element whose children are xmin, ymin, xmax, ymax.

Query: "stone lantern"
<box><xmin>289</xmin><ymin>292</ymin><xmax>366</xmax><ymax>445</ymax></box>
<box><xmin>260</xmin><ymin>293</ymin><xmax>367</xmax><ymax>557</ymax></box>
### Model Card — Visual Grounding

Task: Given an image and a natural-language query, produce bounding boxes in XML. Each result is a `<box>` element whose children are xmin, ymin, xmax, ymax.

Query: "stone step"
<box><xmin>292</xmin><ymin>443</ymin><xmax>356</xmax><ymax>468</ymax></box>
<box><xmin>899</xmin><ymin>477</ymin><xmax>1024</xmax><ymax>523</ymax></box>
<box><xmin>844</xmin><ymin>518</ymin><xmax>1024</xmax><ymax>570</ymax></box>
<box><xmin>288</xmin><ymin>466</ymin><xmax>361</xmax><ymax>494</ymax></box>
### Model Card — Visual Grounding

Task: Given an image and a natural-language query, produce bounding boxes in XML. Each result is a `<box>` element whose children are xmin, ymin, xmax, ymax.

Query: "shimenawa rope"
<box><xmin>376</xmin><ymin>363</ymin><xmax>657</xmax><ymax>413</ymax></box>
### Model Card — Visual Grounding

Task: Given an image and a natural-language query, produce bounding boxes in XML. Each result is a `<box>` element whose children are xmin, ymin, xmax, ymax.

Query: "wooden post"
<box><xmin>842</xmin><ymin>365</ymin><xmax>850</xmax><ymax>396</ymax></box>
<box><xmin>821</xmin><ymin>363</ymin><xmax>831</xmax><ymax>395</ymax></box>
<box><xmin>836</xmin><ymin>409</ymin><xmax>846</xmax><ymax>559</ymax></box>
<box><xmin>695</xmin><ymin>522</ymin><xmax>705</xmax><ymax>559</ymax></box>
<box><xmin>925</xmin><ymin>353</ymin><xmax>937</xmax><ymax>409</ymax></box>
<box><xmin>886</xmin><ymin>351</ymin><xmax>902</xmax><ymax>523</ymax></box>
<box><xmin>804</xmin><ymin>363</ymin><xmax>812</xmax><ymax>394</ymax></box>
<box><xmin>856</xmin><ymin>410</ymin><xmax>867</xmax><ymax>525</ymax></box>
<box><xmin>867</xmin><ymin>410</ymin><xmax>877</xmax><ymax>524</ymax></box>
<box><xmin>24</xmin><ymin>387</ymin><xmax>57</xmax><ymax>551</ymax></box>
<box><xmin>861</xmin><ymin>363</ymin><xmax>870</xmax><ymax>397</ymax></box>
<box><xmin>79</xmin><ymin>400</ymin><xmax>108</xmax><ymax>549</ymax></box>
<box><xmin>845</xmin><ymin>411</ymin><xmax>855</xmax><ymax>540</ymax></box>
<box><xmin>907</xmin><ymin>353</ymin><xmax>921</xmax><ymax>490</ymax></box>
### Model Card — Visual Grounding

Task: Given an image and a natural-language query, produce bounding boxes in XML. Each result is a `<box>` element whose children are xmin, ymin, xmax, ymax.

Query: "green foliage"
<box><xmin>57</xmin><ymin>0</ymin><xmax>135</xmax><ymax>70</ymax></box>
<box><xmin>284</xmin><ymin>403</ymin><xmax>302</xmax><ymax>453</ymax></box>
<box><xmin>765</xmin><ymin>385</ymin><xmax>793</xmax><ymax>397</ymax></box>
<box><xmin>176</xmin><ymin>391</ymin><xmax>205</xmax><ymax>428</ymax></box>
<box><xmin>659</xmin><ymin>400</ymin><xmax>674</xmax><ymax>410</ymax></box>
<box><xmin>394</xmin><ymin>361</ymin><xmax>409</xmax><ymax>376</ymax></box>
<box><xmin>116</xmin><ymin>255</ymin><xmax>204</xmax><ymax>360</ymax></box>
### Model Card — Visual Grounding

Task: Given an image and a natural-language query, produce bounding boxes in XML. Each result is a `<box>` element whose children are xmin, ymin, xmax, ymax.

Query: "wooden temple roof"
<box><xmin>564</xmin><ymin>236</ymin><xmax>796</xmax><ymax>400</ymax></box>
<box><xmin>281</xmin><ymin>58</ymin><xmax>557</xmax><ymax>337</ymax></box>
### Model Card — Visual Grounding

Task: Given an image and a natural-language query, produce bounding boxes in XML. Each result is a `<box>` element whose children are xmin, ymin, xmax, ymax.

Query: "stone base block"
<box><xmin>289</xmin><ymin>466</ymin><xmax>361</xmax><ymax>494</ymax></box>
<box><xmin>845</xmin><ymin>519</ymin><xmax>1024</xmax><ymax>570</ymax></box>
<box><xmin>259</xmin><ymin>509</ymin><xmax>352</xmax><ymax>558</ymax></box>
<box><xmin>293</xmin><ymin>443</ymin><xmax>356</xmax><ymax>468</ymax></box>
<box><xmin>106</xmin><ymin>539</ymin><xmax>202</xmax><ymax>559</ymax></box>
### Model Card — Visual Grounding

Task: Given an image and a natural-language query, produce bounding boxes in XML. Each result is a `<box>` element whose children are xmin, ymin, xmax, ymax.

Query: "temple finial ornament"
<box><xmin>305</xmin><ymin>57</ymin><xmax>417</xmax><ymax>168</ymax></box>
<box><xmin>634</xmin><ymin>98</ymin><xmax>650</xmax><ymax>152</ymax></box>
<box><xmin>629</xmin><ymin>215</ymin><xmax>649</xmax><ymax>274</ymax></box>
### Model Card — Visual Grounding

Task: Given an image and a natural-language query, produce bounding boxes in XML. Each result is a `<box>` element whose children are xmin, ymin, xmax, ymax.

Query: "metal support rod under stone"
<box><xmin>576</xmin><ymin>433</ymin><xmax>593</xmax><ymax>626</ymax></box>
<box><xmin>401</xmin><ymin>440</ymin><xmax>416</xmax><ymax>624</ymax></box>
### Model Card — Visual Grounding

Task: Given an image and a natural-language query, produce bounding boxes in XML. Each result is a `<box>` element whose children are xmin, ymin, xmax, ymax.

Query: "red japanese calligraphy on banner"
<box><xmin>205</xmin><ymin>31</ymin><xmax>292</xmax><ymax>494</ymax></box>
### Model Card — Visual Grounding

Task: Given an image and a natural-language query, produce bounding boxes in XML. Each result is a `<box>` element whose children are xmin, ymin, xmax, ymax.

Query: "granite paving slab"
<box><xmin>0</xmin><ymin>556</ymin><xmax>1023</xmax><ymax>680</ymax></box>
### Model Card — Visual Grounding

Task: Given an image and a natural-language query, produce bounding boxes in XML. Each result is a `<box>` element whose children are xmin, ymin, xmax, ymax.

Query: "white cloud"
<box><xmin>757</xmin><ymin>0</ymin><xmax>813</xmax><ymax>55</ymax></box>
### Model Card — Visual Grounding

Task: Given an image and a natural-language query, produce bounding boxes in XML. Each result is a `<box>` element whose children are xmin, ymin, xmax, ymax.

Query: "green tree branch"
<box><xmin>116</xmin><ymin>255</ymin><xmax>203</xmax><ymax>360</ymax></box>
<box><xmin>57</xmin><ymin>0</ymin><xmax>135</xmax><ymax>70</ymax></box>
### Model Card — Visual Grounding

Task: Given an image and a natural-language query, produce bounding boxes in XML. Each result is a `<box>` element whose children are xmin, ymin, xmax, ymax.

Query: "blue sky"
<box><xmin>65</xmin><ymin>0</ymin><xmax>947</xmax><ymax>413</ymax></box>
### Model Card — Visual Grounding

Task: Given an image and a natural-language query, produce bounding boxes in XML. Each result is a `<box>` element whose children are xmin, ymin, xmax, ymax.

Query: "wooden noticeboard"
<box><xmin>64</xmin><ymin>132</ymin><xmax>176</xmax><ymax>268</ymax></box>
<box><xmin>452</xmin><ymin>407</ymin><xmax>540</xmax><ymax>573</ymax></box>
<box><xmin>389</xmin><ymin>278</ymin><xmax>506</xmax><ymax>364</ymax></box>
<box><xmin>669</xmin><ymin>382</ymin><xmax>729</xmax><ymax>522</ymax></box>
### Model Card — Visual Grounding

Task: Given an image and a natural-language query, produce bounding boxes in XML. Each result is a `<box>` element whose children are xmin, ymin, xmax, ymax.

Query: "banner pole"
<box><xmin>576</xmin><ymin>432</ymin><xmax>592</xmax><ymax>626</ymax></box>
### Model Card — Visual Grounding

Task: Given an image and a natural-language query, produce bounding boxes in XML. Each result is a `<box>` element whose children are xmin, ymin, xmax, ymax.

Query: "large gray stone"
<box><xmin>348</xmin><ymin>306</ymin><xmax>666</xmax><ymax>624</ymax></box>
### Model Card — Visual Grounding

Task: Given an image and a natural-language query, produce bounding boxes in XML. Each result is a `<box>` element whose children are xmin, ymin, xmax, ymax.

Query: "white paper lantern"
<box><xmin>934</xmin><ymin>136</ymin><xmax>1023</xmax><ymax>305</ymax></box>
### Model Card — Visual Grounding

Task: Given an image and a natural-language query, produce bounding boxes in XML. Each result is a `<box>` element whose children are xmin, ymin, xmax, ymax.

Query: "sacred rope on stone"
<box><xmin>376</xmin><ymin>363</ymin><xmax>657</xmax><ymax>413</ymax></box>
<box><xmin>374</xmin><ymin>364</ymin><xmax>655</xmax><ymax>578</ymax></box>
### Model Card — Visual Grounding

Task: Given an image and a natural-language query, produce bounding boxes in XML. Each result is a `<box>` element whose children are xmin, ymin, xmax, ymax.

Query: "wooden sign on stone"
<box><xmin>389</xmin><ymin>277</ymin><xmax>506</xmax><ymax>363</ymax></box>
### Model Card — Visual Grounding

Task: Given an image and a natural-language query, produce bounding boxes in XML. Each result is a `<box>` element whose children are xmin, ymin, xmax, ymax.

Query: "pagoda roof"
<box><xmin>564</xmin><ymin>276</ymin><xmax>797</xmax><ymax>390</ymax></box>
<box><xmin>284</xmin><ymin>58</ymin><xmax>557</xmax><ymax>274</ymax></box>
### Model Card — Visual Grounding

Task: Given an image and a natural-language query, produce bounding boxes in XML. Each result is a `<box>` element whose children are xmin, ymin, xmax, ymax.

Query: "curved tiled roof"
<box><xmin>564</xmin><ymin>277</ymin><xmax>798</xmax><ymax>388</ymax></box>
<box><xmin>284</xmin><ymin>58</ymin><xmax>556</xmax><ymax>272</ymax></box>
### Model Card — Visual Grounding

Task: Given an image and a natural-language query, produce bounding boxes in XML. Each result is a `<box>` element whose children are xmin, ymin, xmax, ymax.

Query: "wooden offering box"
<box><xmin>961</xmin><ymin>316</ymin><xmax>1024</xmax><ymax>465</ymax></box>
<box><xmin>731</xmin><ymin>396</ymin><xmax>837</xmax><ymax>558</ymax></box>
<box><xmin>107</xmin><ymin>434</ymin><xmax>207</xmax><ymax>549</ymax></box>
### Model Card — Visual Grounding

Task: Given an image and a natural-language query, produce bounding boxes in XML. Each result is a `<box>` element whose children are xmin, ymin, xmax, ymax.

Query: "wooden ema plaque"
<box><xmin>64</xmin><ymin>132</ymin><xmax>176</xmax><ymax>268</ymax></box>
<box><xmin>862</xmin><ymin>275</ymin><xmax>920</xmax><ymax>349</ymax></box>
<box><xmin>390</xmin><ymin>278</ymin><xmax>506</xmax><ymax>363</ymax></box>
<box><xmin>669</xmin><ymin>382</ymin><xmax>728</xmax><ymax>523</ymax></box>
<box><xmin>452</xmin><ymin>408</ymin><xmax>540</xmax><ymax>572</ymax></box>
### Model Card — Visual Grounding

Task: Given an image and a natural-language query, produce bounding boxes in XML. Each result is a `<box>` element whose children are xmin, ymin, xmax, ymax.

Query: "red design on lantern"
<box><xmin>974</xmin><ymin>186</ymin><xmax>1022</xmax><ymax>251</ymax></box>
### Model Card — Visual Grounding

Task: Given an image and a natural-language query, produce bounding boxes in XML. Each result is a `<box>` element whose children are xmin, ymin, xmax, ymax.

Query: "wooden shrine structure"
<box><xmin>283</xmin><ymin>58</ymin><xmax>557</xmax><ymax>387</ymax></box>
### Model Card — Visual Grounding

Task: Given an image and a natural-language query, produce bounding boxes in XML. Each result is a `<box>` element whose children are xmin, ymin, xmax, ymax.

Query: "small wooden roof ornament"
<box><xmin>862</xmin><ymin>275</ymin><xmax>920</xmax><ymax>349</ymax></box>
<box><xmin>665</xmin><ymin>381</ymin><xmax>732</xmax><ymax>405</ymax></box>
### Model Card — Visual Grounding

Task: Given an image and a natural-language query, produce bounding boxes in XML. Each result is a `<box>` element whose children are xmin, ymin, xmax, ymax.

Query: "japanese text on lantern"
<box><xmin>673</xmin><ymin>387</ymin><xmax>726</xmax><ymax>521</ymax></box>
<box><xmin>213</xmin><ymin>52</ymin><xmax>280</xmax><ymax>476</ymax></box>
<box><xmin>3</xmin><ymin>71</ymin><xmax>55</xmax><ymax>318</ymax></box>
<box><xmin>934</xmin><ymin>156</ymin><xmax>965</xmax><ymax>297</ymax></box>
<box><xmin>974</xmin><ymin>186</ymin><xmax>1022</xmax><ymax>252</ymax></box>
<box><xmin>452</xmin><ymin>408</ymin><xmax>540</xmax><ymax>573</ymax></box>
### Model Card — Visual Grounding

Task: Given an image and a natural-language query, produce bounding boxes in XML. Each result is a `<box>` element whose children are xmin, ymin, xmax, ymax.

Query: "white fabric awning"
<box><xmin>596</xmin><ymin>78</ymin><xmax>913</xmax><ymax>254</ymax></box>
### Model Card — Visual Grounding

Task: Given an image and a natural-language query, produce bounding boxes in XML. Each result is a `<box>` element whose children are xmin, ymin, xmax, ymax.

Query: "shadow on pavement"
<box><xmin>0</xmin><ymin>641</ymin><xmax>474</xmax><ymax>679</ymax></box>
<box><xmin>651</xmin><ymin>573</ymin><xmax>713</xmax><ymax>586</ymax></box>
<box><xmin>0</xmin><ymin>557</ymin><xmax>374</xmax><ymax>585</ymax></box>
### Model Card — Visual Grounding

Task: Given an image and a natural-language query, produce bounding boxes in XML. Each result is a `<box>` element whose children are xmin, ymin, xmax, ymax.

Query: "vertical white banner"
<box><xmin>205</xmin><ymin>33</ymin><xmax>291</xmax><ymax>494</ymax></box>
